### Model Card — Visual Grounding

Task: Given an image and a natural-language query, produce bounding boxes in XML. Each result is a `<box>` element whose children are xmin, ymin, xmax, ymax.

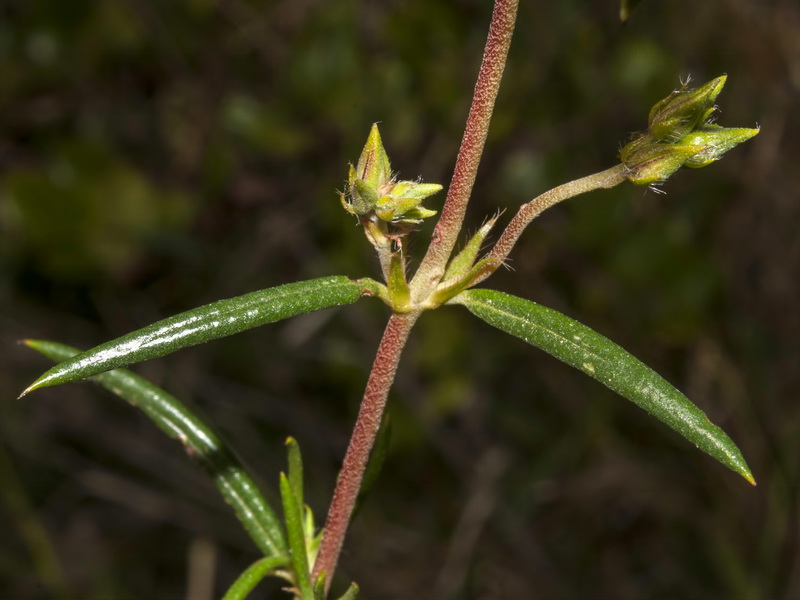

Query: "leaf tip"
<box><xmin>18</xmin><ymin>381</ymin><xmax>40</xmax><ymax>399</ymax></box>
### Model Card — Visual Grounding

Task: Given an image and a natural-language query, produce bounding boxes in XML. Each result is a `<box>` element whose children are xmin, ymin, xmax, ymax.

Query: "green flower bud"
<box><xmin>341</xmin><ymin>124</ymin><xmax>393</xmax><ymax>218</ymax></box>
<box><xmin>623</xmin><ymin>142</ymin><xmax>703</xmax><ymax>186</ymax></box>
<box><xmin>341</xmin><ymin>124</ymin><xmax>442</xmax><ymax>227</ymax></box>
<box><xmin>355</xmin><ymin>124</ymin><xmax>391</xmax><ymax>191</ymax></box>
<box><xmin>621</xmin><ymin>76</ymin><xmax>759</xmax><ymax>186</ymax></box>
<box><xmin>648</xmin><ymin>75</ymin><xmax>726</xmax><ymax>142</ymax></box>
<box><xmin>375</xmin><ymin>180</ymin><xmax>442</xmax><ymax>225</ymax></box>
<box><xmin>680</xmin><ymin>125</ymin><xmax>760</xmax><ymax>169</ymax></box>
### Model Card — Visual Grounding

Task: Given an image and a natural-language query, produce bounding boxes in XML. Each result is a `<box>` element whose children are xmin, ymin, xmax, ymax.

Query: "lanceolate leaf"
<box><xmin>452</xmin><ymin>289</ymin><xmax>755</xmax><ymax>484</ymax></box>
<box><xmin>280</xmin><ymin>473</ymin><xmax>314</xmax><ymax>600</ymax></box>
<box><xmin>23</xmin><ymin>276</ymin><xmax>376</xmax><ymax>395</ymax></box>
<box><xmin>285</xmin><ymin>437</ymin><xmax>304</xmax><ymax>509</ymax></box>
<box><xmin>23</xmin><ymin>340</ymin><xmax>289</xmax><ymax>558</ymax></box>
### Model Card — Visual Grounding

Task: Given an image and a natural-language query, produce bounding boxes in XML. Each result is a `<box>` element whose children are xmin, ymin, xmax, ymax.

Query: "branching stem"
<box><xmin>313</xmin><ymin>312</ymin><xmax>418</xmax><ymax>592</ymax></box>
<box><xmin>473</xmin><ymin>164</ymin><xmax>627</xmax><ymax>287</ymax></box>
<box><xmin>412</xmin><ymin>0</ymin><xmax>519</xmax><ymax>296</ymax></box>
<box><xmin>313</xmin><ymin>0</ymin><xmax>522</xmax><ymax>591</ymax></box>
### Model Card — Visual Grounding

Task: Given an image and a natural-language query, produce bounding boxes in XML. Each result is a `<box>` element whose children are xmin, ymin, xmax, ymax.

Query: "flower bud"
<box><xmin>621</xmin><ymin>76</ymin><xmax>759</xmax><ymax>186</ymax></box>
<box><xmin>648</xmin><ymin>75</ymin><xmax>726</xmax><ymax>142</ymax></box>
<box><xmin>341</xmin><ymin>124</ymin><xmax>393</xmax><ymax>218</ymax></box>
<box><xmin>623</xmin><ymin>142</ymin><xmax>703</xmax><ymax>186</ymax></box>
<box><xmin>679</xmin><ymin>125</ymin><xmax>760</xmax><ymax>169</ymax></box>
<box><xmin>341</xmin><ymin>124</ymin><xmax>441</xmax><ymax>227</ymax></box>
<box><xmin>375</xmin><ymin>180</ymin><xmax>441</xmax><ymax>225</ymax></box>
<box><xmin>355</xmin><ymin>124</ymin><xmax>391</xmax><ymax>190</ymax></box>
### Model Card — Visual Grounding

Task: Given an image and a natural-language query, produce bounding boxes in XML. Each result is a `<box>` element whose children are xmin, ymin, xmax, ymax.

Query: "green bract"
<box><xmin>621</xmin><ymin>76</ymin><xmax>759</xmax><ymax>185</ymax></box>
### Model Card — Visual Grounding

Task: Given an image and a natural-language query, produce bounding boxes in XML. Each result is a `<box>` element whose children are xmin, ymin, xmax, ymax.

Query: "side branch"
<box><xmin>313</xmin><ymin>312</ymin><xmax>418</xmax><ymax>592</ymax></box>
<box><xmin>414</xmin><ymin>0</ymin><xmax>519</xmax><ymax>290</ymax></box>
<box><xmin>475</xmin><ymin>165</ymin><xmax>626</xmax><ymax>286</ymax></box>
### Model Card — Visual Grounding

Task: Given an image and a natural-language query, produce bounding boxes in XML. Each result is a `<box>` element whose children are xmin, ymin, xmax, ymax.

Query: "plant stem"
<box><xmin>412</xmin><ymin>0</ymin><xmax>519</xmax><ymax>295</ymax></box>
<box><xmin>313</xmin><ymin>312</ymin><xmax>418</xmax><ymax>592</ymax></box>
<box><xmin>473</xmin><ymin>164</ymin><xmax>627</xmax><ymax>286</ymax></box>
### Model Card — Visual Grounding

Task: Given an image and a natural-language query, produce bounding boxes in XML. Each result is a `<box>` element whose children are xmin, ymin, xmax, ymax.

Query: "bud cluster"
<box><xmin>620</xmin><ymin>76</ymin><xmax>759</xmax><ymax>186</ymax></box>
<box><xmin>340</xmin><ymin>124</ymin><xmax>441</xmax><ymax>227</ymax></box>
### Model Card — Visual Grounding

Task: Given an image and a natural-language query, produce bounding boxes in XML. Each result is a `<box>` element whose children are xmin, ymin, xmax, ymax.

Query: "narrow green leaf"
<box><xmin>280</xmin><ymin>473</ymin><xmax>314</xmax><ymax>600</ymax></box>
<box><xmin>285</xmin><ymin>437</ymin><xmax>304</xmax><ymax>508</ymax></box>
<box><xmin>429</xmin><ymin>256</ymin><xmax>500</xmax><ymax>307</ymax></box>
<box><xmin>387</xmin><ymin>251</ymin><xmax>411</xmax><ymax>311</ymax></box>
<box><xmin>23</xmin><ymin>339</ymin><xmax>290</xmax><ymax>556</ymax></box>
<box><xmin>22</xmin><ymin>276</ymin><xmax>371</xmax><ymax>395</ymax></box>
<box><xmin>452</xmin><ymin>289</ymin><xmax>755</xmax><ymax>484</ymax></box>
<box><xmin>442</xmin><ymin>214</ymin><xmax>498</xmax><ymax>282</ymax></box>
<box><xmin>221</xmin><ymin>556</ymin><xmax>290</xmax><ymax>600</ymax></box>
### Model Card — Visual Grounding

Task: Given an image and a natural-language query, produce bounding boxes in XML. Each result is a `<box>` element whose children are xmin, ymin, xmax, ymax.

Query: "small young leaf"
<box><xmin>452</xmin><ymin>289</ymin><xmax>755</xmax><ymax>484</ymax></box>
<box><xmin>442</xmin><ymin>214</ymin><xmax>499</xmax><ymax>283</ymax></box>
<box><xmin>23</xmin><ymin>339</ymin><xmax>289</xmax><ymax>556</ymax></box>
<box><xmin>280</xmin><ymin>473</ymin><xmax>314</xmax><ymax>600</ymax></box>
<box><xmin>429</xmin><ymin>257</ymin><xmax>500</xmax><ymax>308</ymax></box>
<box><xmin>22</xmin><ymin>276</ymin><xmax>372</xmax><ymax>395</ymax></box>
<box><xmin>221</xmin><ymin>556</ymin><xmax>290</xmax><ymax>600</ymax></box>
<box><xmin>335</xmin><ymin>583</ymin><xmax>360</xmax><ymax>600</ymax></box>
<box><xmin>285</xmin><ymin>437</ymin><xmax>304</xmax><ymax>508</ymax></box>
<box><xmin>387</xmin><ymin>250</ymin><xmax>411</xmax><ymax>311</ymax></box>
<box><xmin>313</xmin><ymin>571</ymin><xmax>327</xmax><ymax>600</ymax></box>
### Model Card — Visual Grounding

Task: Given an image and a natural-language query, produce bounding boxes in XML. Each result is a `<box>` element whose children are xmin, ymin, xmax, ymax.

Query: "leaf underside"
<box><xmin>453</xmin><ymin>288</ymin><xmax>754</xmax><ymax>484</ymax></box>
<box><xmin>23</xmin><ymin>276</ymin><xmax>367</xmax><ymax>394</ymax></box>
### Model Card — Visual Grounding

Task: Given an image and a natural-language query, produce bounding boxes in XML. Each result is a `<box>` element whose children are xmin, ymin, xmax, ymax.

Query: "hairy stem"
<box><xmin>313</xmin><ymin>312</ymin><xmax>418</xmax><ymax>591</ymax></box>
<box><xmin>473</xmin><ymin>164</ymin><xmax>627</xmax><ymax>287</ymax></box>
<box><xmin>412</xmin><ymin>0</ymin><xmax>519</xmax><ymax>295</ymax></box>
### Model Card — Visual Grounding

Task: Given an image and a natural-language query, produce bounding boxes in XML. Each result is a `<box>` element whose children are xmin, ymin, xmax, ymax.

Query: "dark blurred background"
<box><xmin>1</xmin><ymin>1</ymin><xmax>798</xmax><ymax>598</ymax></box>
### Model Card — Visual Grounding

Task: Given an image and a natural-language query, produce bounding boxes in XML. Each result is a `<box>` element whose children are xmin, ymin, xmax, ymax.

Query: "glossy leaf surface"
<box><xmin>452</xmin><ymin>289</ymin><xmax>754</xmax><ymax>484</ymax></box>
<box><xmin>24</xmin><ymin>276</ymin><xmax>371</xmax><ymax>394</ymax></box>
<box><xmin>24</xmin><ymin>340</ymin><xmax>289</xmax><ymax>557</ymax></box>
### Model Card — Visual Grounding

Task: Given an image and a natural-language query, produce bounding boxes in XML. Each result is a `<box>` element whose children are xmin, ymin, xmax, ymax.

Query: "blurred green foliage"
<box><xmin>2</xmin><ymin>0</ymin><xmax>799</xmax><ymax>599</ymax></box>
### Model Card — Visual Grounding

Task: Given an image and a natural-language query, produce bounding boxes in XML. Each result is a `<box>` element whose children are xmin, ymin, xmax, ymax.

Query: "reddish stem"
<box><xmin>312</xmin><ymin>312</ymin><xmax>417</xmax><ymax>591</ymax></box>
<box><xmin>413</xmin><ymin>0</ymin><xmax>519</xmax><ymax>294</ymax></box>
<box><xmin>477</xmin><ymin>165</ymin><xmax>626</xmax><ymax>286</ymax></box>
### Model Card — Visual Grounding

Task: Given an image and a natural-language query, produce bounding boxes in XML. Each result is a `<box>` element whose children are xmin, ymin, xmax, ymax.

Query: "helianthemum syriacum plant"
<box><xmin>19</xmin><ymin>1</ymin><xmax>759</xmax><ymax>598</ymax></box>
